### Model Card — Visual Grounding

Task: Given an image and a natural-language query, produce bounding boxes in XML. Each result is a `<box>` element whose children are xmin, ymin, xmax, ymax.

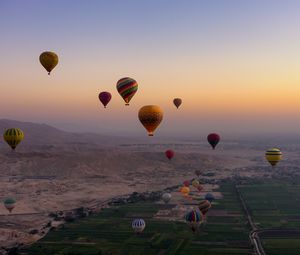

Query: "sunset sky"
<box><xmin>0</xmin><ymin>0</ymin><xmax>300</xmax><ymax>137</ymax></box>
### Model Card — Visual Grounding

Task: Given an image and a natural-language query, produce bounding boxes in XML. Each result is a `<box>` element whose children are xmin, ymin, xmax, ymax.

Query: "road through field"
<box><xmin>235</xmin><ymin>185</ymin><xmax>265</xmax><ymax>255</ymax></box>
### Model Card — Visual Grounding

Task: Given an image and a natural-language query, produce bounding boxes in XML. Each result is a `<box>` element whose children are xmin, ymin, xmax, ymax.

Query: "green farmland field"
<box><xmin>22</xmin><ymin>182</ymin><xmax>251</xmax><ymax>255</ymax></box>
<box><xmin>262</xmin><ymin>239</ymin><xmax>300</xmax><ymax>255</ymax></box>
<box><xmin>21</xmin><ymin>179</ymin><xmax>300</xmax><ymax>255</ymax></box>
<box><xmin>238</xmin><ymin>181</ymin><xmax>300</xmax><ymax>229</ymax></box>
<box><xmin>238</xmin><ymin>179</ymin><xmax>300</xmax><ymax>254</ymax></box>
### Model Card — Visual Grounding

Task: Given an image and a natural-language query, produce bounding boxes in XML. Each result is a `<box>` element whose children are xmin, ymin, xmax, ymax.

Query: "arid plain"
<box><xmin>0</xmin><ymin>119</ymin><xmax>299</xmax><ymax>249</ymax></box>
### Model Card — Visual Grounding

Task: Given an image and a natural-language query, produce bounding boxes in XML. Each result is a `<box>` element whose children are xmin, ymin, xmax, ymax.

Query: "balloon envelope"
<box><xmin>165</xmin><ymin>150</ymin><xmax>175</xmax><ymax>160</ymax></box>
<box><xmin>183</xmin><ymin>180</ymin><xmax>190</xmax><ymax>187</ymax></box>
<box><xmin>39</xmin><ymin>51</ymin><xmax>58</xmax><ymax>75</ymax></box>
<box><xmin>180</xmin><ymin>186</ymin><xmax>190</xmax><ymax>196</ymax></box>
<box><xmin>132</xmin><ymin>218</ymin><xmax>146</xmax><ymax>233</ymax></box>
<box><xmin>3</xmin><ymin>128</ymin><xmax>24</xmax><ymax>150</ymax></box>
<box><xmin>197</xmin><ymin>185</ymin><xmax>203</xmax><ymax>192</ymax></box>
<box><xmin>116</xmin><ymin>77</ymin><xmax>138</xmax><ymax>105</ymax></box>
<box><xmin>173</xmin><ymin>98</ymin><xmax>182</xmax><ymax>109</ymax></box>
<box><xmin>265</xmin><ymin>148</ymin><xmax>282</xmax><ymax>166</ymax></box>
<box><xmin>98</xmin><ymin>92</ymin><xmax>112</xmax><ymax>108</ymax></box>
<box><xmin>198</xmin><ymin>200</ymin><xmax>211</xmax><ymax>216</ymax></box>
<box><xmin>192</xmin><ymin>179</ymin><xmax>200</xmax><ymax>188</ymax></box>
<box><xmin>138</xmin><ymin>105</ymin><xmax>163</xmax><ymax>136</ymax></box>
<box><xmin>185</xmin><ymin>209</ymin><xmax>202</xmax><ymax>232</ymax></box>
<box><xmin>205</xmin><ymin>193</ymin><xmax>215</xmax><ymax>203</ymax></box>
<box><xmin>4</xmin><ymin>198</ymin><xmax>16</xmax><ymax>213</ymax></box>
<box><xmin>162</xmin><ymin>193</ymin><xmax>172</xmax><ymax>204</ymax></box>
<box><xmin>207</xmin><ymin>133</ymin><xmax>220</xmax><ymax>149</ymax></box>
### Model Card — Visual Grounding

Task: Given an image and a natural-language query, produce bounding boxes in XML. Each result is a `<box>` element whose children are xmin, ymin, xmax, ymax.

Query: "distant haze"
<box><xmin>1</xmin><ymin>1</ymin><xmax>300</xmax><ymax>137</ymax></box>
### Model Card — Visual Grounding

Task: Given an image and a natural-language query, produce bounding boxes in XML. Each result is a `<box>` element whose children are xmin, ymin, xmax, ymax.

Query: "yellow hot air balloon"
<box><xmin>192</xmin><ymin>179</ymin><xmax>200</xmax><ymax>188</ymax></box>
<box><xmin>39</xmin><ymin>51</ymin><xmax>59</xmax><ymax>75</ymax></box>
<box><xmin>138</xmin><ymin>105</ymin><xmax>163</xmax><ymax>136</ymax></box>
<box><xmin>265</xmin><ymin>148</ymin><xmax>282</xmax><ymax>167</ymax></box>
<box><xmin>3</xmin><ymin>128</ymin><xmax>24</xmax><ymax>150</ymax></box>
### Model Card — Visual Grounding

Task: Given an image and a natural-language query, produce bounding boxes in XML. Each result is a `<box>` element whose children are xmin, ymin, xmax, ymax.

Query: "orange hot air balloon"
<box><xmin>180</xmin><ymin>186</ymin><xmax>190</xmax><ymax>196</ymax></box>
<box><xmin>173</xmin><ymin>98</ymin><xmax>182</xmax><ymax>109</ymax></box>
<box><xmin>138</xmin><ymin>105</ymin><xmax>163</xmax><ymax>136</ymax></box>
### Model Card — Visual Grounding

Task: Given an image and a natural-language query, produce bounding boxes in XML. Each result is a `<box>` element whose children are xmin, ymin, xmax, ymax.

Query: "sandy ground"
<box><xmin>0</xmin><ymin>140</ymin><xmax>298</xmax><ymax>248</ymax></box>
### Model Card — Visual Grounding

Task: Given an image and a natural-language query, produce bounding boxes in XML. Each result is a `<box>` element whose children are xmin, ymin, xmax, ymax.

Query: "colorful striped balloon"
<box><xmin>116</xmin><ymin>77</ymin><xmax>138</xmax><ymax>105</ymax></box>
<box><xmin>185</xmin><ymin>209</ymin><xmax>202</xmax><ymax>232</ymax></box>
<box><xmin>198</xmin><ymin>200</ymin><xmax>211</xmax><ymax>216</ymax></box>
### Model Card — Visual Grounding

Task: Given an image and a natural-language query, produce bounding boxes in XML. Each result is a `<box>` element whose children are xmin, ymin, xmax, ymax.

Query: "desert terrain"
<box><xmin>0</xmin><ymin>119</ymin><xmax>299</xmax><ymax>250</ymax></box>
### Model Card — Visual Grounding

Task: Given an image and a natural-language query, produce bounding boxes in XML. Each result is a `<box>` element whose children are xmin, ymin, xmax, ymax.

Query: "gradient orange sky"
<box><xmin>1</xmin><ymin>0</ymin><xmax>300</xmax><ymax>137</ymax></box>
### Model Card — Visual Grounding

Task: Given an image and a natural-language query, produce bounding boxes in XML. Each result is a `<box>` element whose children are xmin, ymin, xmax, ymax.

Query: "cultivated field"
<box><xmin>238</xmin><ymin>178</ymin><xmax>300</xmax><ymax>254</ymax></box>
<box><xmin>22</xmin><ymin>182</ymin><xmax>251</xmax><ymax>255</ymax></box>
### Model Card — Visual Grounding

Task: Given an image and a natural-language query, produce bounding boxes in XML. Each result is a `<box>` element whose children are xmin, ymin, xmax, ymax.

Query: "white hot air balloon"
<box><xmin>162</xmin><ymin>193</ymin><xmax>172</xmax><ymax>204</ymax></box>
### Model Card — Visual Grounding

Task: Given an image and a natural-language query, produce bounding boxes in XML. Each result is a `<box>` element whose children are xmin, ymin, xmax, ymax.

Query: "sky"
<box><xmin>0</xmin><ymin>0</ymin><xmax>300</xmax><ymax>138</ymax></box>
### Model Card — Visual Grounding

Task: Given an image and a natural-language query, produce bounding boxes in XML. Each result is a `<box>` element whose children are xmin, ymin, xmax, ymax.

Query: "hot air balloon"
<box><xmin>4</xmin><ymin>198</ymin><xmax>16</xmax><ymax>213</ymax></box>
<box><xmin>205</xmin><ymin>193</ymin><xmax>215</xmax><ymax>203</ymax></box>
<box><xmin>197</xmin><ymin>185</ymin><xmax>204</xmax><ymax>192</ymax></box>
<box><xmin>195</xmin><ymin>170</ymin><xmax>202</xmax><ymax>177</ymax></box>
<box><xmin>132</xmin><ymin>218</ymin><xmax>146</xmax><ymax>233</ymax></box>
<box><xmin>138</xmin><ymin>105</ymin><xmax>163</xmax><ymax>136</ymax></box>
<box><xmin>207</xmin><ymin>133</ymin><xmax>220</xmax><ymax>149</ymax></box>
<box><xmin>183</xmin><ymin>180</ymin><xmax>190</xmax><ymax>187</ymax></box>
<box><xmin>165</xmin><ymin>150</ymin><xmax>175</xmax><ymax>160</ymax></box>
<box><xmin>198</xmin><ymin>200</ymin><xmax>211</xmax><ymax>217</ymax></box>
<box><xmin>39</xmin><ymin>51</ymin><xmax>59</xmax><ymax>75</ymax></box>
<box><xmin>116</xmin><ymin>77</ymin><xmax>138</xmax><ymax>105</ymax></box>
<box><xmin>3</xmin><ymin>128</ymin><xmax>24</xmax><ymax>150</ymax></box>
<box><xmin>180</xmin><ymin>186</ymin><xmax>190</xmax><ymax>197</ymax></box>
<box><xmin>185</xmin><ymin>209</ymin><xmax>202</xmax><ymax>232</ymax></box>
<box><xmin>162</xmin><ymin>193</ymin><xmax>172</xmax><ymax>204</ymax></box>
<box><xmin>191</xmin><ymin>179</ymin><xmax>203</xmax><ymax>192</ymax></box>
<box><xmin>265</xmin><ymin>148</ymin><xmax>282</xmax><ymax>167</ymax></box>
<box><xmin>173</xmin><ymin>98</ymin><xmax>182</xmax><ymax>109</ymax></box>
<box><xmin>192</xmin><ymin>179</ymin><xmax>200</xmax><ymax>189</ymax></box>
<box><xmin>98</xmin><ymin>92</ymin><xmax>112</xmax><ymax>108</ymax></box>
